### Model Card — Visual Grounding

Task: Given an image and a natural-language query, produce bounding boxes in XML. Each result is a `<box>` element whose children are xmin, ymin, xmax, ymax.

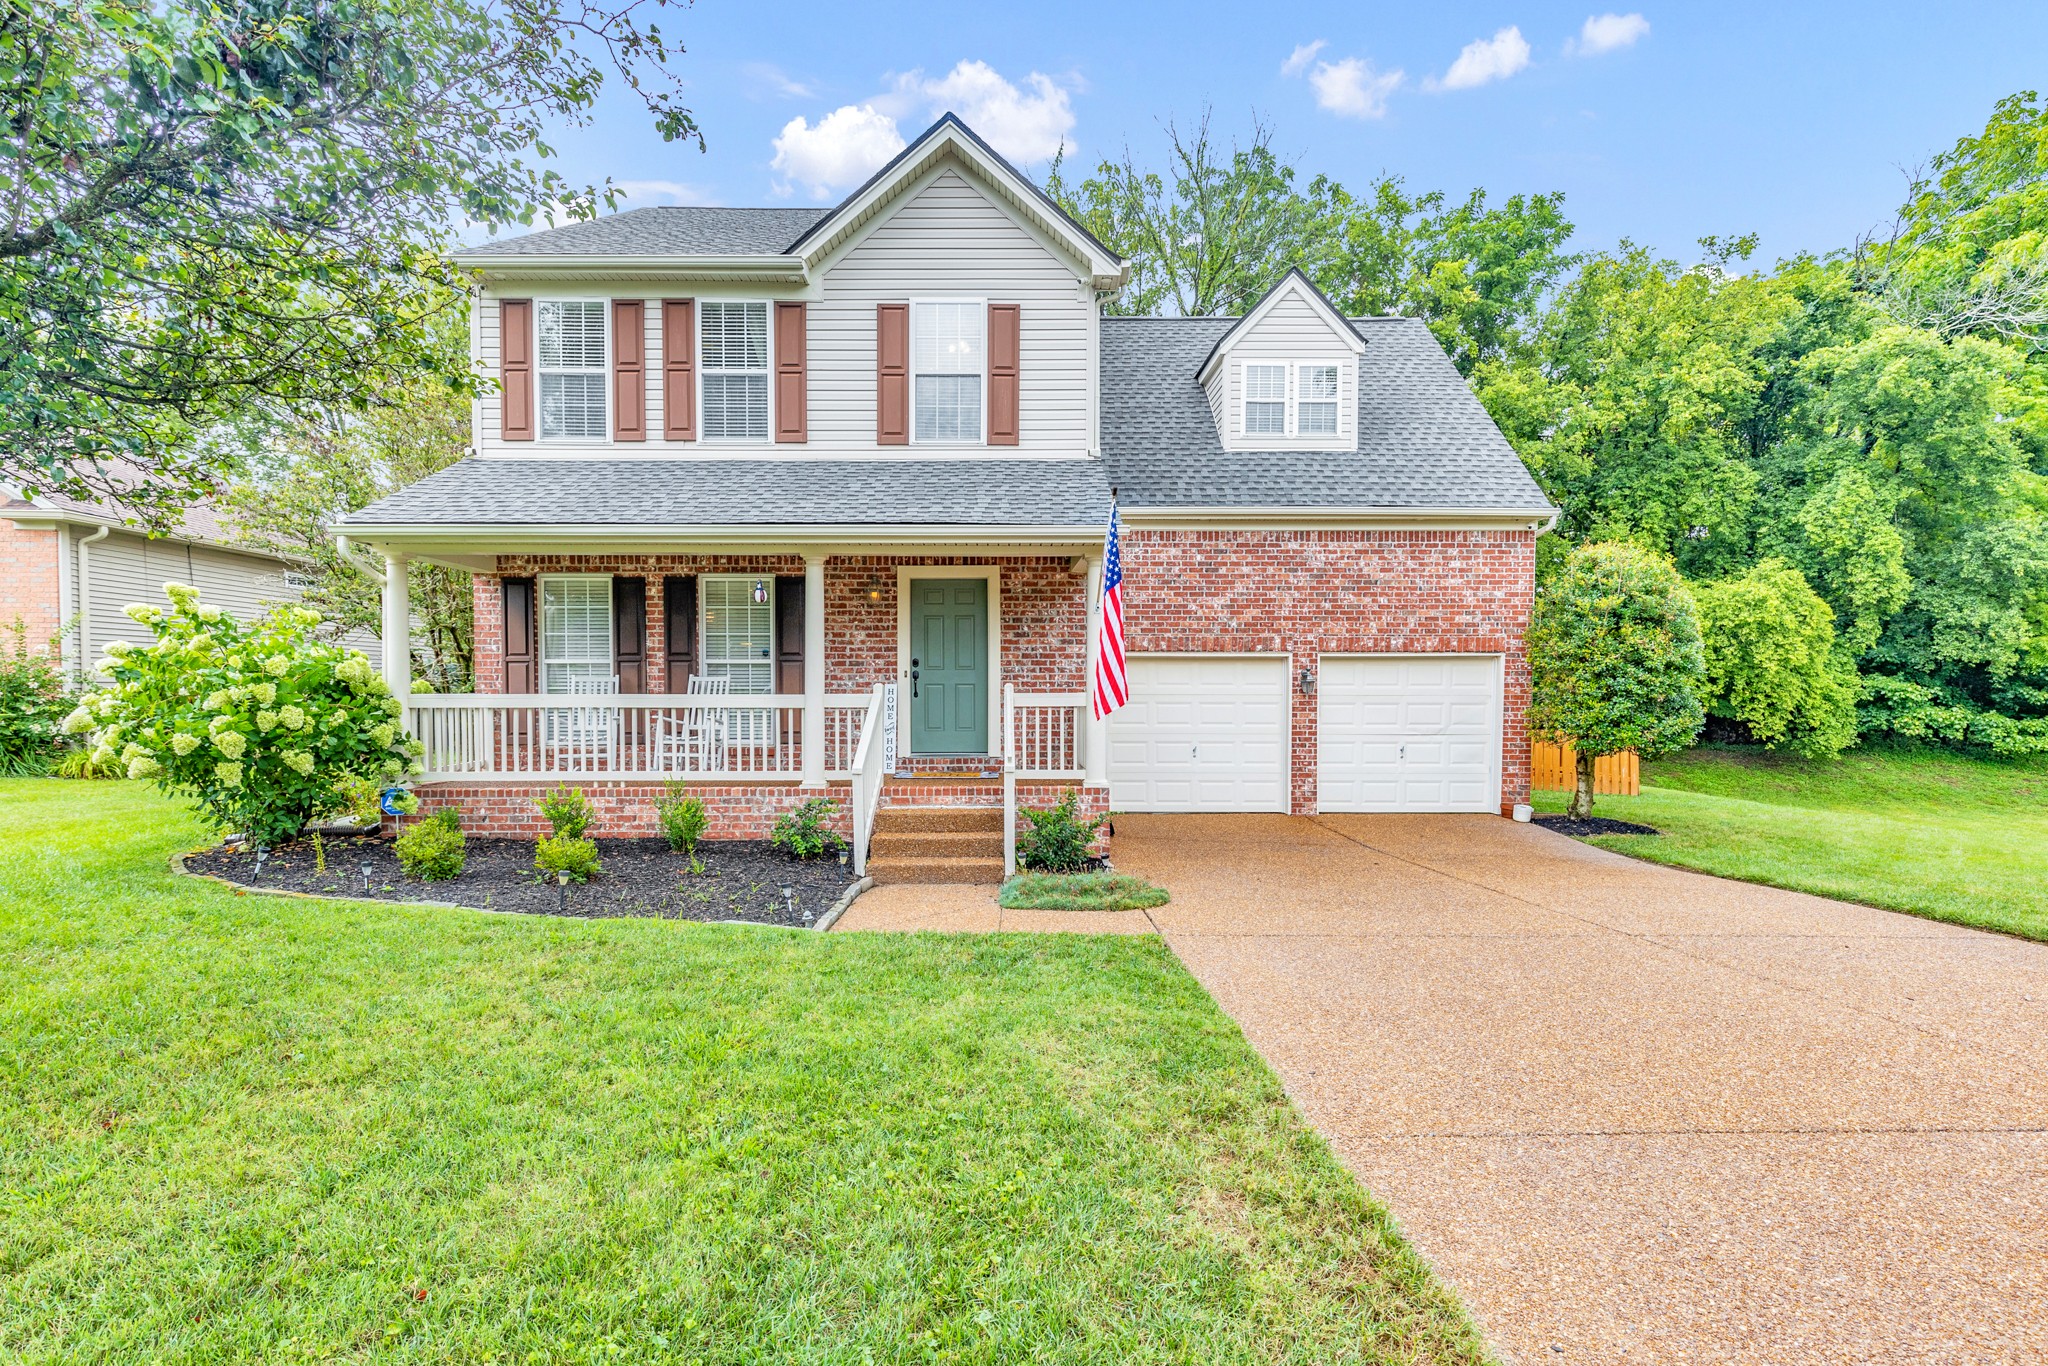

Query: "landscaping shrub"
<box><xmin>1692</xmin><ymin>559</ymin><xmax>1858</xmax><ymax>758</ymax></box>
<box><xmin>54</xmin><ymin>745</ymin><xmax>123</xmax><ymax>780</ymax></box>
<box><xmin>395</xmin><ymin>809</ymin><xmax>466</xmax><ymax>880</ymax></box>
<box><xmin>535</xmin><ymin>834</ymin><xmax>602</xmax><ymax>883</ymax></box>
<box><xmin>534</xmin><ymin>785</ymin><xmax>593</xmax><ymax>839</ymax></box>
<box><xmin>770</xmin><ymin>797</ymin><xmax>844</xmax><ymax>859</ymax></box>
<box><xmin>654</xmin><ymin>785</ymin><xmax>709</xmax><ymax>853</ymax></box>
<box><xmin>1016</xmin><ymin>790</ymin><xmax>1106</xmax><ymax>872</ymax></box>
<box><xmin>0</xmin><ymin>619</ymin><xmax>71</xmax><ymax>776</ymax></box>
<box><xmin>66</xmin><ymin>585</ymin><xmax>419</xmax><ymax>845</ymax></box>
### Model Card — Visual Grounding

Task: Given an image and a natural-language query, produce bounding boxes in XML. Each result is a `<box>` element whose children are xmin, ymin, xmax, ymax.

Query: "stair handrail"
<box><xmin>1002</xmin><ymin>683</ymin><xmax>1018</xmax><ymax>877</ymax></box>
<box><xmin>848</xmin><ymin>682</ymin><xmax>890</xmax><ymax>877</ymax></box>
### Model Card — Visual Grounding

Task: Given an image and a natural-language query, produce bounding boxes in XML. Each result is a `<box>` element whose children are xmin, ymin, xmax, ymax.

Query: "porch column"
<box><xmin>1082</xmin><ymin>551</ymin><xmax>1107</xmax><ymax>785</ymax></box>
<box><xmin>381</xmin><ymin>553</ymin><xmax>411</xmax><ymax>702</ymax></box>
<box><xmin>800</xmin><ymin>552</ymin><xmax>826</xmax><ymax>785</ymax></box>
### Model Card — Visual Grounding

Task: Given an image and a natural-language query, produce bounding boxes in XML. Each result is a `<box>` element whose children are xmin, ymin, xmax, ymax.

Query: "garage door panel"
<box><xmin>1318</xmin><ymin>655</ymin><xmax>1500</xmax><ymax>814</ymax></box>
<box><xmin>1108</xmin><ymin>656</ymin><xmax>1291</xmax><ymax>812</ymax></box>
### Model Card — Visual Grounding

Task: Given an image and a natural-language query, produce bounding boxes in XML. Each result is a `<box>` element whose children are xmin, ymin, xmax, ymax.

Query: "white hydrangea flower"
<box><xmin>119</xmin><ymin>742</ymin><xmax>145</xmax><ymax>763</ymax></box>
<box><xmin>171</xmin><ymin>733</ymin><xmax>200</xmax><ymax>756</ymax></box>
<box><xmin>262</xmin><ymin>655</ymin><xmax>290</xmax><ymax>677</ymax></box>
<box><xmin>202</xmin><ymin>691</ymin><xmax>228</xmax><ymax>712</ymax></box>
<box><xmin>105</xmin><ymin>640</ymin><xmax>132</xmax><ymax>657</ymax></box>
<box><xmin>61</xmin><ymin>706</ymin><xmax>95</xmax><ymax>735</ymax></box>
<box><xmin>127</xmin><ymin>756</ymin><xmax>161</xmax><ymax>780</ymax></box>
<box><xmin>214</xmin><ymin>731</ymin><xmax>248</xmax><ymax>760</ymax></box>
<box><xmin>282</xmin><ymin>750</ymin><xmax>315</xmax><ymax>777</ymax></box>
<box><xmin>187</xmin><ymin>632</ymin><xmax>214</xmax><ymax>651</ymax></box>
<box><xmin>214</xmin><ymin>762</ymin><xmax>243</xmax><ymax>788</ymax></box>
<box><xmin>369</xmin><ymin>722</ymin><xmax>395</xmax><ymax>748</ymax></box>
<box><xmin>197</xmin><ymin>607</ymin><xmax>223</xmax><ymax>623</ymax></box>
<box><xmin>163</xmin><ymin>582</ymin><xmax>199</xmax><ymax>608</ymax></box>
<box><xmin>122</xmin><ymin>604</ymin><xmax>161</xmax><ymax>624</ymax></box>
<box><xmin>90</xmin><ymin>745</ymin><xmax>116</xmax><ymax>768</ymax></box>
<box><xmin>256</xmin><ymin>710</ymin><xmax>278</xmax><ymax>732</ymax></box>
<box><xmin>381</xmin><ymin>697</ymin><xmax>403</xmax><ymax>717</ymax></box>
<box><xmin>278</xmin><ymin>705</ymin><xmax>306</xmax><ymax>731</ymax></box>
<box><xmin>251</xmin><ymin>682</ymin><xmax>276</xmax><ymax>706</ymax></box>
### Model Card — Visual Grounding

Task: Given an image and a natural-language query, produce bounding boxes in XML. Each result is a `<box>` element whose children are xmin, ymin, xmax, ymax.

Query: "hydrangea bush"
<box><xmin>66</xmin><ymin>584</ymin><xmax>420</xmax><ymax>845</ymax></box>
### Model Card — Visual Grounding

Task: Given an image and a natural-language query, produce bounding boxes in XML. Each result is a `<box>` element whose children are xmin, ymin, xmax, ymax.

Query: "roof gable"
<box><xmin>1195</xmin><ymin>269</ymin><xmax>1366</xmax><ymax>385</ymax></box>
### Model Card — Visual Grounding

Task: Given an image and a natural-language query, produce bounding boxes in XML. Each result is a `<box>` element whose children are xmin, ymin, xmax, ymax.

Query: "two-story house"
<box><xmin>338</xmin><ymin>113</ymin><xmax>1555</xmax><ymax>880</ymax></box>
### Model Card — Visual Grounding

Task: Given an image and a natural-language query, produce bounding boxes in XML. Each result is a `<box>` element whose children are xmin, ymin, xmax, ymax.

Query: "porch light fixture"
<box><xmin>751</xmin><ymin>579</ymin><xmax>769</xmax><ymax>605</ymax></box>
<box><xmin>1298</xmin><ymin>667</ymin><xmax>1317</xmax><ymax>697</ymax></box>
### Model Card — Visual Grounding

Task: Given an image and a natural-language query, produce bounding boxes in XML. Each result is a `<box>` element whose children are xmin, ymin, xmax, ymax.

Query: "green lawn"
<box><xmin>1534</xmin><ymin>743</ymin><xmax>2048</xmax><ymax>941</ymax></box>
<box><xmin>0</xmin><ymin>780</ymin><xmax>1486</xmax><ymax>1365</ymax></box>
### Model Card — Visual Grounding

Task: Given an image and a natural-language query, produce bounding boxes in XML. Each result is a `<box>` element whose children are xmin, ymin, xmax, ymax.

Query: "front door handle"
<box><xmin>909</xmin><ymin>657</ymin><xmax>920</xmax><ymax>699</ymax></box>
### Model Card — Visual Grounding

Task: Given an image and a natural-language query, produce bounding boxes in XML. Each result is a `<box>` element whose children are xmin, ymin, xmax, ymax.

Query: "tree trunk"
<box><xmin>1569</xmin><ymin>748</ymin><xmax>1596</xmax><ymax>820</ymax></box>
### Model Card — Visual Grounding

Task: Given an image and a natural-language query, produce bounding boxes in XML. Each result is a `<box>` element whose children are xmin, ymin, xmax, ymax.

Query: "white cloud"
<box><xmin>740</xmin><ymin>62</ymin><xmax>816</xmax><ymax>100</ymax></box>
<box><xmin>1431</xmin><ymin>26</ymin><xmax>1532</xmax><ymax>90</ymax></box>
<box><xmin>611</xmin><ymin>179</ymin><xmax>712</xmax><ymax>207</ymax></box>
<box><xmin>1280</xmin><ymin>40</ymin><xmax>1326</xmax><ymax>78</ymax></box>
<box><xmin>1569</xmin><ymin>12</ymin><xmax>1650</xmax><ymax>55</ymax></box>
<box><xmin>770</xmin><ymin>105</ymin><xmax>907</xmax><ymax>199</ymax></box>
<box><xmin>1306</xmin><ymin>55</ymin><xmax>1405</xmax><ymax>119</ymax></box>
<box><xmin>895</xmin><ymin>60</ymin><xmax>1077</xmax><ymax>164</ymax></box>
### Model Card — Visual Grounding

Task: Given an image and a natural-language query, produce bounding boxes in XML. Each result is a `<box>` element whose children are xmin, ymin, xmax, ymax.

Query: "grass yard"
<box><xmin>1533</xmin><ymin>743</ymin><xmax>2048</xmax><ymax>942</ymax></box>
<box><xmin>0</xmin><ymin>780</ymin><xmax>1487</xmax><ymax>1365</ymax></box>
<box><xmin>998</xmin><ymin>872</ymin><xmax>1171</xmax><ymax>912</ymax></box>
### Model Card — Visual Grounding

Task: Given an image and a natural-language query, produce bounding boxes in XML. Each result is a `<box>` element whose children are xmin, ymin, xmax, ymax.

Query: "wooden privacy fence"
<box><xmin>1531</xmin><ymin>742</ymin><xmax>1640</xmax><ymax>796</ymax></box>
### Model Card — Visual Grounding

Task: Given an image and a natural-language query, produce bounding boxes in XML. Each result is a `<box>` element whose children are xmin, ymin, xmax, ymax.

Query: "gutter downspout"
<box><xmin>334</xmin><ymin>535</ymin><xmax>387</xmax><ymax>589</ymax></box>
<box><xmin>75</xmin><ymin>525</ymin><xmax>110</xmax><ymax>682</ymax></box>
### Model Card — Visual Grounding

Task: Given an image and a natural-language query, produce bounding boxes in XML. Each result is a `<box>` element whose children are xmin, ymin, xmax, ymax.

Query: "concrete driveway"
<box><xmin>1103</xmin><ymin>813</ymin><xmax>2048</xmax><ymax>1366</ymax></box>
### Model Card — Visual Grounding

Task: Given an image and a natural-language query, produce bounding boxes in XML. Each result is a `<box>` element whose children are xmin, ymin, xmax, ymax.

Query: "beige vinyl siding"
<box><xmin>472</xmin><ymin>163</ymin><xmax>1096</xmax><ymax>458</ymax></box>
<box><xmin>1205</xmin><ymin>291</ymin><xmax>1358</xmax><ymax>451</ymax></box>
<box><xmin>76</xmin><ymin>531</ymin><xmax>331</xmax><ymax>668</ymax></box>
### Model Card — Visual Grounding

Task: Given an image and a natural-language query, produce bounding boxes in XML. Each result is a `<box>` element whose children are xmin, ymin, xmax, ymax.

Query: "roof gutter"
<box><xmin>450</xmin><ymin>254</ymin><xmax>811</xmax><ymax>284</ymax></box>
<box><xmin>1118</xmin><ymin>504</ymin><xmax>1561</xmax><ymax>531</ymax></box>
<box><xmin>334</xmin><ymin>521</ymin><xmax>1106</xmax><ymax>548</ymax></box>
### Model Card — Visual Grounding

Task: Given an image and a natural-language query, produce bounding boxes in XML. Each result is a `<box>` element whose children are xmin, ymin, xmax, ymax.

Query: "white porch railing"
<box><xmin>408</xmin><ymin>692</ymin><xmax>874</xmax><ymax>783</ymax></box>
<box><xmin>1002</xmin><ymin>685</ymin><xmax>1090</xmax><ymax>875</ymax></box>
<box><xmin>847</xmin><ymin>682</ymin><xmax>898</xmax><ymax>877</ymax></box>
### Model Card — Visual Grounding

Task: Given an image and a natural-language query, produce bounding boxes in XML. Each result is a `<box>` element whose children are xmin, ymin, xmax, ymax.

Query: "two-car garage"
<box><xmin>1107</xmin><ymin>653</ymin><xmax>1502</xmax><ymax>815</ymax></box>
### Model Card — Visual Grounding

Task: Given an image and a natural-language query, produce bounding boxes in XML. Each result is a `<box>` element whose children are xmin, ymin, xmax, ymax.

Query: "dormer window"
<box><xmin>537</xmin><ymin>300</ymin><xmax>608</xmax><ymax>440</ymax></box>
<box><xmin>1240</xmin><ymin>361</ymin><xmax>1344</xmax><ymax>439</ymax></box>
<box><xmin>912</xmin><ymin>299</ymin><xmax>986</xmax><ymax>443</ymax></box>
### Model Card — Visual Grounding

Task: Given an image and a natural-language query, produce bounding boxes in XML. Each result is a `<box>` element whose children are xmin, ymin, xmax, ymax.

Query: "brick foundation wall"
<box><xmin>1122</xmin><ymin>528</ymin><xmax>1537</xmax><ymax>815</ymax></box>
<box><xmin>0</xmin><ymin>518</ymin><xmax>62</xmax><ymax>654</ymax></box>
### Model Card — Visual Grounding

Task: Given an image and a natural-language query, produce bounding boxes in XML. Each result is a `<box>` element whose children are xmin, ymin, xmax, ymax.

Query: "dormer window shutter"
<box><xmin>613</xmin><ymin>300</ymin><xmax>646</xmax><ymax>441</ymax></box>
<box><xmin>662</xmin><ymin>299</ymin><xmax>696</xmax><ymax>441</ymax></box>
<box><xmin>774</xmin><ymin>301</ymin><xmax>807</xmax><ymax>443</ymax></box>
<box><xmin>499</xmin><ymin>299</ymin><xmax>534</xmax><ymax>441</ymax></box>
<box><xmin>876</xmin><ymin>303</ymin><xmax>909</xmax><ymax>445</ymax></box>
<box><xmin>987</xmin><ymin>303</ymin><xmax>1020</xmax><ymax>445</ymax></box>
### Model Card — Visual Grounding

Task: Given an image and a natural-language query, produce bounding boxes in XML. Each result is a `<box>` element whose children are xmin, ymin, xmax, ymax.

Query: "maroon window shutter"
<box><xmin>612</xmin><ymin>576</ymin><xmax>647</xmax><ymax>692</ymax></box>
<box><xmin>662</xmin><ymin>574</ymin><xmax>697</xmax><ymax>692</ymax></box>
<box><xmin>662</xmin><ymin>299</ymin><xmax>696</xmax><ymax>441</ymax></box>
<box><xmin>502</xmin><ymin>577</ymin><xmax>537</xmax><ymax>692</ymax></box>
<box><xmin>613</xmin><ymin>300</ymin><xmax>646</xmax><ymax>441</ymax></box>
<box><xmin>988</xmin><ymin>303</ymin><xmax>1020</xmax><ymax>446</ymax></box>
<box><xmin>876</xmin><ymin>303</ymin><xmax>909</xmax><ymax>444</ymax></box>
<box><xmin>774</xmin><ymin>301</ymin><xmax>807</xmax><ymax>443</ymax></box>
<box><xmin>500</xmin><ymin>300</ymin><xmax>534</xmax><ymax>441</ymax></box>
<box><xmin>773</xmin><ymin>575</ymin><xmax>805</xmax><ymax>694</ymax></box>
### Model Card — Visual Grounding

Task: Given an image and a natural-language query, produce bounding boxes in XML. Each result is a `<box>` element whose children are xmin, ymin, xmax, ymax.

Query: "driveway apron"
<box><xmin>1111</xmin><ymin>812</ymin><xmax>2048</xmax><ymax>1366</ymax></box>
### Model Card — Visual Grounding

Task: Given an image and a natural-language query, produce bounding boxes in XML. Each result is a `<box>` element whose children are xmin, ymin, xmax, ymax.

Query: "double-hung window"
<box><xmin>1241</xmin><ymin>361</ymin><xmax>1342</xmax><ymax>438</ymax></box>
<box><xmin>701</xmin><ymin>575</ymin><xmax>775</xmax><ymax>744</ymax></box>
<box><xmin>537</xmin><ymin>301</ymin><xmax>608</xmax><ymax>440</ymax></box>
<box><xmin>700</xmin><ymin>301</ymin><xmax>770</xmax><ymax>441</ymax></box>
<box><xmin>1244</xmin><ymin>364</ymin><xmax>1288</xmax><ymax>435</ymax></box>
<box><xmin>1297</xmin><ymin>365</ymin><xmax>1339</xmax><ymax>434</ymax></box>
<box><xmin>912</xmin><ymin>300</ymin><xmax>985</xmax><ymax>442</ymax></box>
<box><xmin>541</xmin><ymin>575</ymin><xmax>612</xmax><ymax>694</ymax></box>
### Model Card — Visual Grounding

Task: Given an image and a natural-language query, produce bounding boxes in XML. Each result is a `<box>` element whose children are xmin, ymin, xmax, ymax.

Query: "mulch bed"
<box><xmin>1534</xmin><ymin>814</ymin><xmax>1661</xmax><ymax>838</ymax></box>
<box><xmin>185</xmin><ymin>836</ymin><xmax>856</xmax><ymax>926</ymax></box>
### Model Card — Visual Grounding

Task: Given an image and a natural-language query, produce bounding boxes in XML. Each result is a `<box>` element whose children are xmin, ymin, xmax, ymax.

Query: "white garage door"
<box><xmin>1108</xmin><ymin>656</ymin><xmax>1290</xmax><ymax>812</ymax></box>
<box><xmin>1317</xmin><ymin>655</ymin><xmax>1501</xmax><ymax>812</ymax></box>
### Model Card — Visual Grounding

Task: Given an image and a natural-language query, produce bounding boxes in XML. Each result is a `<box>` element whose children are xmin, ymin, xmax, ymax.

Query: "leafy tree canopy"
<box><xmin>1692</xmin><ymin>559</ymin><xmax>1859</xmax><ymax>758</ymax></box>
<box><xmin>1</xmin><ymin>0</ymin><xmax>696</xmax><ymax>521</ymax></box>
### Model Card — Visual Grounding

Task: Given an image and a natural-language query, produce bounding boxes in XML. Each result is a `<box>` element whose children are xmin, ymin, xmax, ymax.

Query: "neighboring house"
<box><xmin>0</xmin><ymin>487</ymin><xmax>312</xmax><ymax>681</ymax></box>
<box><xmin>338</xmin><ymin>113</ymin><xmax>1555</xmax><ymax>877</ymax></box>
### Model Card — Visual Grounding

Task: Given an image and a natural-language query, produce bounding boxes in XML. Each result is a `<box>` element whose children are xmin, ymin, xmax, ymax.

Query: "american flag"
<box><xmin>1091</xmin><ymin>500</ymin><xmax>1129</xmax><ymax>720</ymax></box>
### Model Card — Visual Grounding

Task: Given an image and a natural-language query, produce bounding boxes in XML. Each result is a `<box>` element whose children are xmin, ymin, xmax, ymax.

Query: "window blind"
<box><xmin>912</xmin><ymin>301</ymin><xmax>985</xmax><ymax>442</ymax></box>
<box><xmin>700</xmin><ymin>576</ymin><xmax>773</xmax><ymax>694</ymax></box>
<box><xmin>537</xmin><ymin>300</ymin><xmax>608</xmax><ymax>439</ymax></box>
<box><xmin>541</xmin><ymin>576</ymin><xmax>613</xmax><ymax>693</ymax></box>
<box><xmin>700</xmin><ymin>302</ymin><xmax>769</xmax><ymax>440</ymax></box>
<box><xmin>1244</xmin><ymin>364</ymin><xmax>1287</xmax><ymax>435</ymax></box>
<box><xmin>1298</xmin><ymin>364</ymin><xmax>1339</xmax><ymax>434</ymax></box>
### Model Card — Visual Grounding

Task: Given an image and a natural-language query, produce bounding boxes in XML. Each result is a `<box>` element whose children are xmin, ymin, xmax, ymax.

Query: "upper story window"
<box><xmin>701</xmin><ymin>301</ymin><xmax>770</xmax><ymax>441</ymax></box>
<box><xmin>913</xmin><ymin>300</ymin><xmax>985</xmax><ymax>443</ymax></box>
<box><xmin>538</xmin><ymin>300</ymin><xmax>608</xmax><ymax>440</ymax></box>
<box><xmin>1240</xmin><ymin>361</ymin><xmax>1343</xmax><ymax>439</ymax></box>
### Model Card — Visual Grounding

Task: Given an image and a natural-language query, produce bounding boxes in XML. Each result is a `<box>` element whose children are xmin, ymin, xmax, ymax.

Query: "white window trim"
<box><xmin>697</xmin><ymin>299</ymin><xmax>774</xmax><ymax>445</ymax></box>
<box><xmin>535</xmin><ymin>299</ymin><xmax>610</xmax><ymax>443</ymax></box>
<box><xmin>538</xmin><ymin>573</ymin><xmax>613</xmax><ymax>694</ymax></box>
<box><xmin>909</xmin><ymin>296</ymin><xmax>989</xmax><ymax>447</ymax></box>
<box><xmin>894</xmin><ymin>565</ymin><xmax>1002</xmax><ymax>756</ymax></box>
<box><xmin>1236</xmin><ymin>358</ymin><xmax>1349</xmax><ymax>444</ymax></box>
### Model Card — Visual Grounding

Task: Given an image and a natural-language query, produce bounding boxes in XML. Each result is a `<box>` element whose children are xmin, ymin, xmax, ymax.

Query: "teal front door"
<box><xmin>909</xmin><ymin>578</ymin><xmax>990</xmax><ymax>755</ymax></box>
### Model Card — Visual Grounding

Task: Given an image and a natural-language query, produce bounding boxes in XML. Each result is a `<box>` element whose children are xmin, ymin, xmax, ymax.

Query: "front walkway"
<box><xmin>841</xmin><ymin>812</ymin><xmax>2048</xmax><ymax>1365</ymax></box>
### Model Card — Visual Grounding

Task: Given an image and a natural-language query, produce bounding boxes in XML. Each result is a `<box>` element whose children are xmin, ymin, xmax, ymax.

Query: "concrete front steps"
<box><xmin>866</xmin><ymin>805</ymin><xmax>1005</xmax><ymax>885</ymax></box>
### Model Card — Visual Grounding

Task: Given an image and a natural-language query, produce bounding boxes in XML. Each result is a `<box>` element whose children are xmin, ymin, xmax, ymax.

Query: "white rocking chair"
<box><xmin>654</xmin><ymin>675</ymin><xmax>731</xmax><ymax>774</ymax></box>
<box><xmin>546</xmin><ymin>674</ymin><xmax>620</xmax><ymax>760</ymax></box>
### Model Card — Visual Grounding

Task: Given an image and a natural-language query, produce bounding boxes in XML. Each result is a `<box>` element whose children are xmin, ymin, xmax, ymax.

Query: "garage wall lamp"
<box><xmin>1298</xmin><ymin>667</ymin><xmax>1317</xmax><ymax>697</ymax></box>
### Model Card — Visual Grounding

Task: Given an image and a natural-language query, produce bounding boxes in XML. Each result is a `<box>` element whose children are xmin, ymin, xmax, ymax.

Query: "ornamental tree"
<box><xmin>1527</xmin><ymin>542</ymin><xmax>1707</xmax><ymax>819</ymax></box>
<box><xmin>1692</xmin><ymin>559</ymin><xmax>1859</xmax><ymax>758</ymax></box>
<box><xmin>65</xmin><ymin>585</ymin><xmax>419</xmax><ymax>845</ymax></box>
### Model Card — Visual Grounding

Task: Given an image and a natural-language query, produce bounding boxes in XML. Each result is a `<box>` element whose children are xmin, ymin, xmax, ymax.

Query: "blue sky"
<box><xmin>525</xmin><ymin>1</ymin><xmax>2048</xmax><ymax>266</ymax></box>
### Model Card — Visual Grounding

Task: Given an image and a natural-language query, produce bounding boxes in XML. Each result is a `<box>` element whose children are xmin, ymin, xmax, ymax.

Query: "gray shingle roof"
<box><xmin>338</xmin><ymin>458</ymin><xmax>1112</xmax><ymax>529</ymax></box>
<box><xmin>452</xmin><ymin>207</ymin><xmax>829</xmax><ymax>258</ymax></box>
<box><xmin>1101</xmin><ymin>315</ymin><xmax>1552</xmax><ymax>511</ymax></box>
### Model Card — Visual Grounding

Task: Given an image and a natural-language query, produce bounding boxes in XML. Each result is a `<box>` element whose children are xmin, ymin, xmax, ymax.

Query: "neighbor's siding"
<box><xmin>81</xmin><ymin>531</ymin><xmax>297</xmax><ymax>657</ymax></box>
<box><xmin>1203</xmin><ymin>290</ymin><xmax>1357</xmax><ymax>450</ymax></box>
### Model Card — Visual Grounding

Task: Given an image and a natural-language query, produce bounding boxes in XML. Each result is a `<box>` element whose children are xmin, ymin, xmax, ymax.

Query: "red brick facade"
<box><xmin>1118</xmin><ymin>528</ymin><xmax>1537</xmax><ymax>815</ymax></box>
<box><xmin>0</xmin><ymin>517</ymin><xmax>63</xmax><ymax>654</ymax></box>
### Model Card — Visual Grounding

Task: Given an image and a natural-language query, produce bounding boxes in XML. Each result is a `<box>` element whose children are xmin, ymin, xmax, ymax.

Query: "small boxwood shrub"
<box><xmin>535</xmin><ymin>785</ymin><xmax>593</xmax><ymax>839</ymax></box>
<box><xmin>771</xmin><ymin>797</ymin><xmax>844</xmax><ymax>860</ymax></box>
<box><xmin>535</xmin><ymin>834</ymin><xmax>602</xmax><ymax>883</ymax></box>
<box><xmin>395</xmin><ymin>808</ymin><xmax>466</xmax><ymax>880</ymax></box>
<box><xmin>654</xmin><ymin>785</ymin><xmax>709</xmax><ymax>853</ymax></box>
<box><xmin>1016</xmin><ymin>791</ymin><xmax>1106</xmax><ymax>873</ymax></box>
